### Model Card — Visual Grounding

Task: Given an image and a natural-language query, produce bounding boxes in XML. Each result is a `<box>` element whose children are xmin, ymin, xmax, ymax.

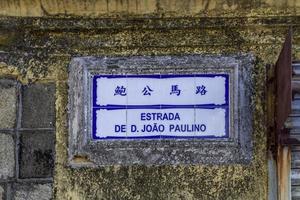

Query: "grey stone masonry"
<box><xmin>21</xmin><ymin>83</ymin><xmax>55</xmax><ymax>128</ymax></box>
<box><xmin>0</xmin><ymin>133</ymin><xmax>15</xmax><ymax>179</ymax></box>
<box><xmin>0</xmin><ymin>79</ymin><xmax>56</xmax><ymax>199</ymax></box>
<box><xmin>20</xmin><ymin>83</ymin><xmax>56</xmax><ymax>179</ymax></box>
<box><xmin>0</xmin><ymin>79</ymin><xmax>17</xmax><ymax>129</ymax></box>
<box><xmin>0</xmin><ymin>185</ymin><xmax>4</xmax><ymax>200</ymax></box>
<box><xmin>13</xmin><ymin>183</ymin><xmax>52</xmax><ymax>200</ymax></box>
<box><xmin>19</xmin><ymin>130</ymin><xmax>55</xmax><ymax>178</ymax></box>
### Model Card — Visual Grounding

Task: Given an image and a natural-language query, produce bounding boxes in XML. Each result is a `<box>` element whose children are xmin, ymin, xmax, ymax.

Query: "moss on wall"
<box><xmin>0</xmin><ymin>9</ymin><xmax>300</xmax><ymax>199</ymax></box>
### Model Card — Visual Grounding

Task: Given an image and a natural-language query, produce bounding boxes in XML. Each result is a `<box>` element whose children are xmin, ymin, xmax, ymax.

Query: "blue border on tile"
<box><xmin>92</xmin><ymin>74</ymin><xmax>230</xmax><ymax>140</ymax></box>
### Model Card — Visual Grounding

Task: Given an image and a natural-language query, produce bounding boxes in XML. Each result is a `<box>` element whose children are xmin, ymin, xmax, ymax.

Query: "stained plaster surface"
<box><xmin>53</xmin><ymin>33</ymin><xmax>272</xmax><ymax>199</ymax></box>
<box><xmin>55</xmin><ymin>59</ymin><xmax>266</xmax><ymax>200</ymax></box>
<box><xmin>0</xmin><ymin>13</ymin><xmax>299</xmax><ymax>199</ymax></box>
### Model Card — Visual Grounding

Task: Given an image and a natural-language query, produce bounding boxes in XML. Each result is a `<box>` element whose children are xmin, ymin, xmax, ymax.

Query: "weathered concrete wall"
<box><xmin>0</xmin><ymin>1</ymin><xmax>299</xmax><ymax>199</ymax></box>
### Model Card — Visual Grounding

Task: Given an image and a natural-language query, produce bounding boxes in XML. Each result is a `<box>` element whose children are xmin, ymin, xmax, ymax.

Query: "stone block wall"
<box><xmin>0</xmin><ymin>79</ymin><xmax>55</xmax><ymax>200</ymax></box>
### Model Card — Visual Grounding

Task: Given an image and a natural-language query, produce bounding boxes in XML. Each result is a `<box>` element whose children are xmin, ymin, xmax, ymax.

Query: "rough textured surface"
<box><xmin>0</xmin><ymin>133</ymin><xmax>14</xmax><ymax>179</ymax></box>
<box><xmin>52</xmin><ymin>23</ymin><xmax>280</xmax><ymax>199</ymax></box>
<box><xmin>13</xmin><ymin>183</ymin><xmax>52</xmax><ymax>200</ymax></box>
<box><xmin>19</xmin><ymin>131</ymin><xmax>55</xmax><ymax>178</ymax></box>
<box><xmin>0</xmin><ymin>185</ymin><xmax>4</xmax><ymax>200</ymax></box>
<box><xmin>0</xmin><ymin>2</ymin><xmax>299</xmax><ymax>199</ymax></box>
<box><xmin>21</xmin><ymin>83</ymin><xmax>56</xmax><ymax>128</ymax></box>
<box><xmin>0</xmin><ymin>17</ymin><xmax>291</xmax><ymax>198</ymax></box>
<box><xmin>0</xmin><ymin>79</ymin><xmax>17</xmax><ymax>129</ymax></box>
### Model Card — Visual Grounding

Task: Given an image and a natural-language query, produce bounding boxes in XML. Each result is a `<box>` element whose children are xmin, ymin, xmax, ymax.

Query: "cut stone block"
<box><xmin>0</xmin><ymin>79</ymin><xmax>17</xmax><ymax>129</ymax></box>
<box><xmin>14</xmin><ymin>183</ymin><xmax>52</xmax><ymax>200</ymax></box>
<box><xmin>0</xmin><ymin>133</ymin><xmax>15</xmax><ymax>179</ymax></box>
<box><xmin>19</xmin><ymin>131</ymin><xmax>54</xmax><ymax>178</ymax></box>
<box><xmin>21</xmin><ymin>83</ymin><xmax>55</xmax><ymax>128</ymax></box>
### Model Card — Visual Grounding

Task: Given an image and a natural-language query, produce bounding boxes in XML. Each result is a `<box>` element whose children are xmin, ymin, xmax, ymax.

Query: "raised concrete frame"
<box><xmin>68</xmin><ymin>54</ymin><xmax>254</xmax><ymax>167</ymax></box>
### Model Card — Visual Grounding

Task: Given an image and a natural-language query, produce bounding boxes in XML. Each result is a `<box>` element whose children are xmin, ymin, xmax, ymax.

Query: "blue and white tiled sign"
<box><xmin>92</xmin><ymin>74</ymin><xmax>229</xmax><ymax>140</ymax></box>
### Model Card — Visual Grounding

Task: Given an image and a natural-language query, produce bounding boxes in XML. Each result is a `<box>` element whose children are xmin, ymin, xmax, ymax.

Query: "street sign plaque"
<box><xmin>92</xmin><ymin>74</ymin><xmax>229</xmax><ymax>140</ymax></box>
<box><xmin>68</xmin><ymin>55</ymin><xmax>253</xmax><ymax>166</ymax></box>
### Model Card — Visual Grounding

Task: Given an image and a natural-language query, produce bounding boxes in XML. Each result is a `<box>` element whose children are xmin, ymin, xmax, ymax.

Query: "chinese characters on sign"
<box><xmin>142</xmin><ymin>85</ymin><xmax>153</xmax><ymax>96</ymax></box>
<box><xmin>196</xmin><ymin>85</ymin><xmax>207</xmax><ymax>95</ymax></box>
<box><xmin>92</xmin><ymin>74</ymin><xmax>229</xmax><ymax>140</ymax></box>
<box><xmin>170</xmin><ymin>85</ymin><xmax>181</xmax><ymax>96</ymax></box>
<box><xmin>113</xmin><ymin>84</ymin><xmax>207</xmax><ymax>97</ymax></box>
<box><xmin>114</xmin><ymin>86</ymin><xmax>127</xmax><ymax>96</ymax></box>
